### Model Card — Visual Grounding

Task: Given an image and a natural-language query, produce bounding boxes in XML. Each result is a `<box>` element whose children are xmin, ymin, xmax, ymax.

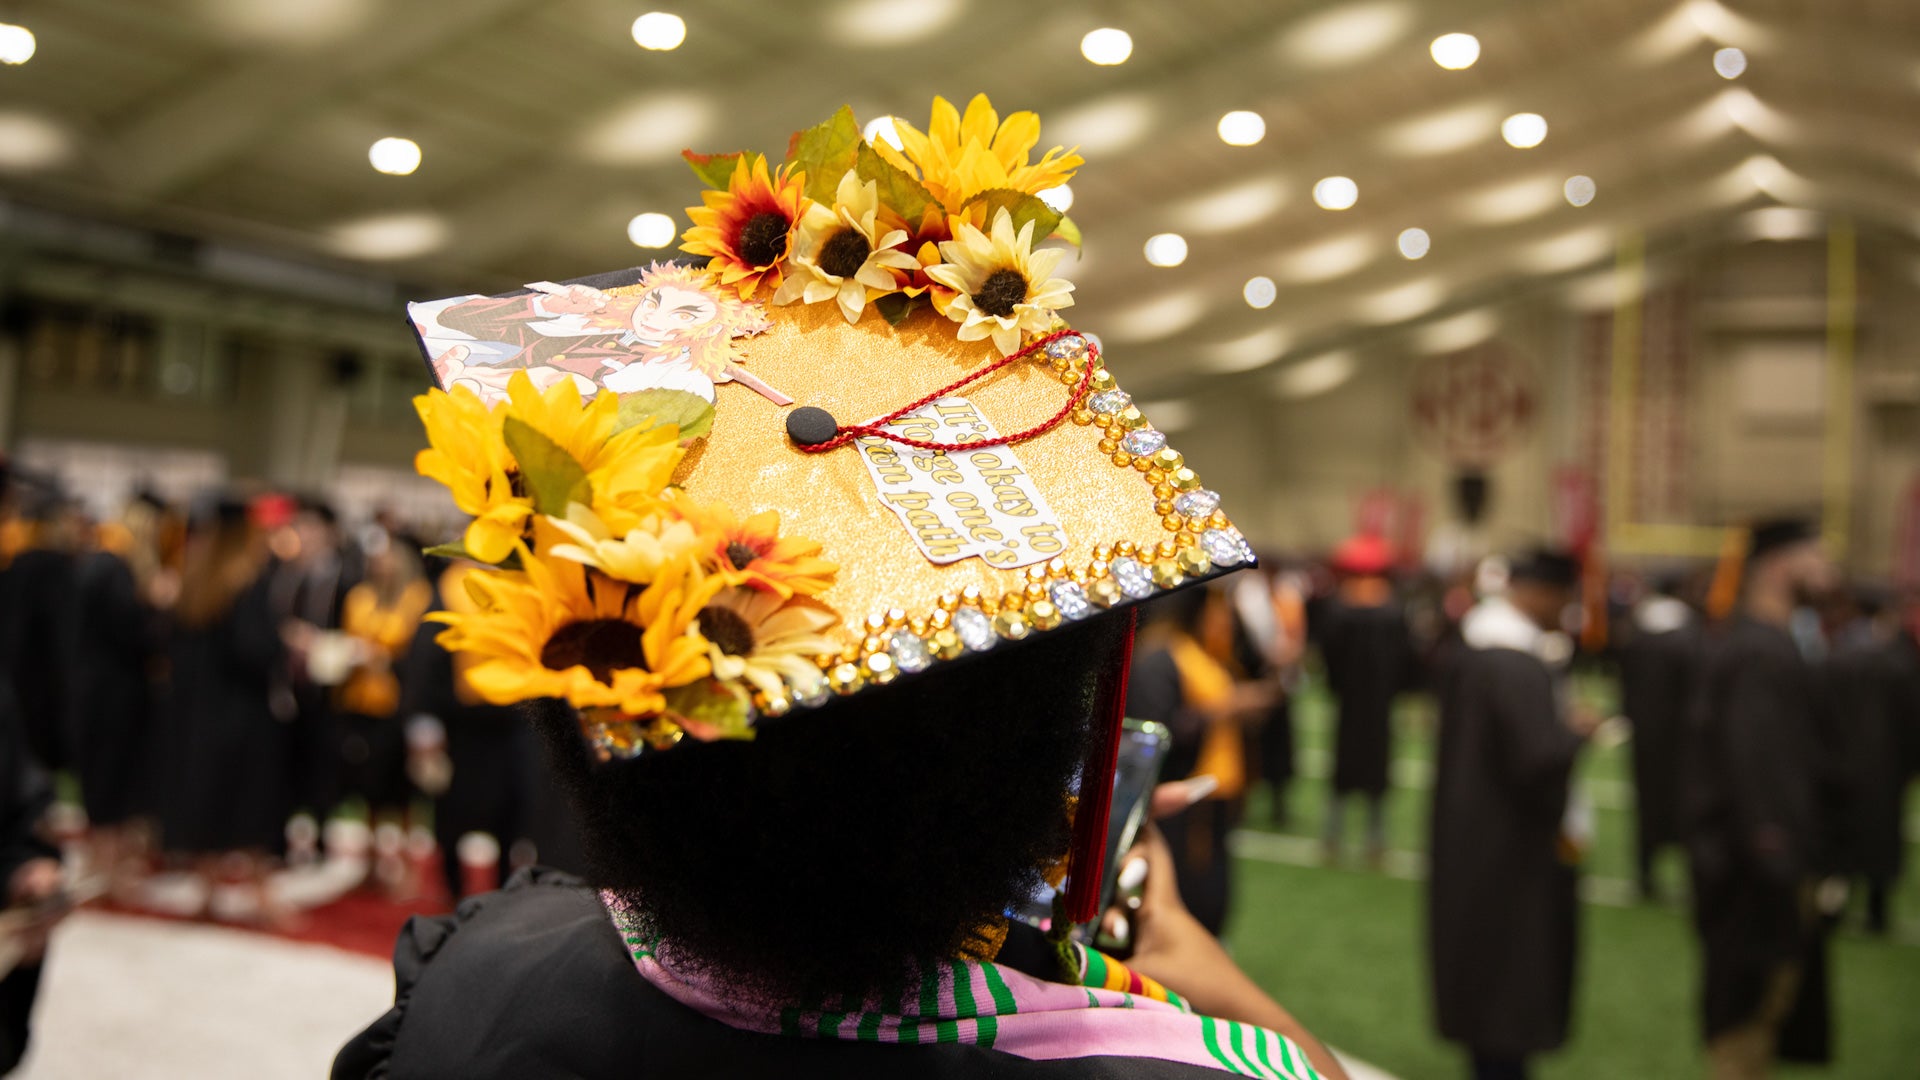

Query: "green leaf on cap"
<box><xmin>1053</xmin><ymin>214</ymin><xmax>1083</xmax><ymax>250</ymax></box>
<box><xmin>873</xmin><ymin>291</ymin><xmax>921</xmax><ymax>328</ymax></box>
<box><xmin>614</xmin><ymin>388</ymin><xmax>714</xmax><ymax>441</ymax></box>
<box><xmin>961</xmin><ymin>189</ymin><xmax>1062</xmax><ymax>244</ymax></box>
<box><xmin>422</xmin><ymin>540</ymin><xmax>522</xmax><ymax>571</ymax></box>
<box><xmin>786</xmin><ymin>105</ymin><xmax>862</xmax><ymax>204</ymax></box>
<box><xmin>664</xmin><ymin>680</ymin><xmax>755</xmax><ymax>741</ymax></box>
<box><xmin>501</xmin><ymin>416</ymin><xmax>593</xmax><ymax>517</ymax></box>
<box><xmin>855</xmin><ymin>142</ymin><xmax>936</xmax><ymax>225</ymax></box>
<box><xmin>684</xmin><ymin>149</ymin><xmax>750</xmax><ymax>190</ymax></box>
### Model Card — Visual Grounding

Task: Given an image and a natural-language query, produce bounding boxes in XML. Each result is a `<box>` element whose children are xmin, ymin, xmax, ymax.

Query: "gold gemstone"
<box><xmin>886</xmin><ymin>607</ymin><xmax>907</xmax><ymax>627</ymax></box>
<box><xmin>1071</xmin><ymin>409</ymin><xmax>1095</xmax><ymax>426</ymax></box>
<box><xmin>1156</xmin><ymin>540</ymin><xmax>1179</xmax><ymax>558</ymax></box>
<box><xmin>1209</xmin><ymin>510</ymin><xmax>1230</xmax><ymax>527</ymax></box>
<box><xmin>1175</xmin><ymin>531</ymin><xmax>1197</xmax><ymax>548</ymax></box>
<box><xmin>938</xmin><ymin>593</ymin><xmax>961</xmax><ymax>611</ymax></box>
<box><xmin>1153</xmin><ymin>483</ymin><xmax>1175</xmax><ymax>499</ymax></box>
<box><xmin>839</xmin><ymin>645</ymin><xmax>861</xmax><ymax>664</ymax></box>
<box><xmin>1151</xmin><ymin>560</ymin><xmax>1184</xmax><ymax>589</ymax></box>
<box><xmin>1046</xmin><ymin>557</ymin><xmax>1069</xmax><ymax>576</ymax></box>
<box><xmin>862</xmin><ymin>635</ymin><xmax>885</xmax><ymax>655</ymax></box>
<box><xmin>992</xmin><ymin>611</ymin><xmax>1031</xmax><ymax>641</ymax></box>
<box><xmin>1090</xmin><ymin>370</ymin><xmax>1116</xmax><ymax>392</ymax></box>
<box><xmin>960</xmin><ymin>585</ymin><xmax>983</xmax><ymax>604</ymax></box>
<box><xmin>929</xmin><ymin>608</ymin><xmax>952</xmax><ymax>629</ymax></box>
<box><xmin>864</xmin><ymin>612</ymin><xmax>887</xmax><ymax>633</ymax></box>
<box><xmin>829</xmin><ymin>662</ymin><xmax>866</xmax><ymax>695</ymax></box>
<box><xmin>1058</xmin><ymin>370</ymin><xmax>1079</xmax><ymax>386</ymax></box>
<box><xmin>1097</xmin><ymin>438</ymin><xmax>1119</xmax><ymax>454</ymax></box>
<box><xmin>1088</xmin><ymin>559</ymin><xmax>1110</xmax><ymax>578</ymax></box>
<box><xmin>1111</xmin><ymin>452</ymin><xmax>1133</xmax><ymax>468</ymax></box>
<box><xmin>1025</xmin><ymin>565</ymin><xmax>1048</xmax><ymax>583</ymax></box>
<box><xmin>1162</xmin><ymin>515</ymin><xmax>1184</xmax><ymax>531</ymax></box>
<box><xmin>1087</xmin><ymin>578</ymin><xmax>1123</xmax><ymax>608</ymax></box>
<box><xmin>1093</xmin><ymin>414</ymin><xmax>1113</xmax><ymax>430</ymax></box>
<box><xmin>1000</xmin><ymin>590</ymin><xmax>1025</xmax><ymax>612</ymax></box>
<box><xmin>1177</xmin><ymin>547</ymin><xmax>1212</xmax><ymax>576</ymax></box>
<box><xmin>1170</xmin><ymin>467</ymin><xmax>1201</xmax><ymax>491</ymax></box>
<box><xmin>1024</xmin><ymin>582</ymin><xmax>1047</xmax><ymax>601</ymax></box>
<box><xmin>1116</xmin><ymin>406</ymin><xmax>1148</xmax><ymax>430</ymax></box>
<box><xmin>1115</xmin><ymin>541</ymin><xmax>1138</xmax><ymax>556</ymax></box>
<box><xmin>930</xmin><ymin>628</ymin><xmax>964</xmax><ymax>660</ymax></box>
<box><xmin>1152</xmin><ymin>449</ymin><xmax>1184</xmax><ymax>471</ymax></box>
<box><xmin>1132</xmin><ymin>456</ymin><xmax>1153</xmax><ymax>472</ymax></box>
<box><xmin>908</xmin><ymin>617</ymin><xmax>929</xmax><ymax>636</ymax></box>
<box><xmin>1028</xmin><ymin>600</ymin><xmax>1062</xmax><ymax>631</ymax></box>
<box><xmin>1092</xmin><ymin>545</ymin><xmax>1112</xmax><ymax>561</ymax></box>
<box><xmin>1146</xmin><ymin>468</ymin><xmax>1167</xmax><ymax>485</ymax></box>
<box><xmin>761</xmin><ymin>694</ymin><xmax>792</xmax><ymax>718</ymax></box>
<box><xmin>864</xmin><ymin>652</ymin><xmax>897</xmax><ymax>685</ymax></box>
<box><xmin>1156</xmin><ymin>500</ymin><xmax>1175</xmax><ymax>514</ymax></box>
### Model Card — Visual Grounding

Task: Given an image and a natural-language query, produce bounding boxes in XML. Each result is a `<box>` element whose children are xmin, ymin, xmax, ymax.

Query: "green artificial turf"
<box><xmin>1219</xmin><ymin>676</ymin><xmax>1920</xmax><ymax>1079</ymax></box>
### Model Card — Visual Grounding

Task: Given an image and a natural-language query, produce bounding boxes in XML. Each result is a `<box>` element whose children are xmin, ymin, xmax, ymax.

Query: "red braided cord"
<box><xmin>795</xmin><ymin>328</ymin><xmax>1096</xmax><ymax>454</ymax></box>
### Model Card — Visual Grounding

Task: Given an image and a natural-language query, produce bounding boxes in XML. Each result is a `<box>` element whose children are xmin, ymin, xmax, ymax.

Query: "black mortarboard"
<box><xmin>1510</xmin><ymin>547</ymin><xmax>1580</xmax><ymax>589</ymax></box>
<box><xmin>1746</xmin><ymin>517</ymin><xmax>1816</xmax><ymax>564</ymax></box>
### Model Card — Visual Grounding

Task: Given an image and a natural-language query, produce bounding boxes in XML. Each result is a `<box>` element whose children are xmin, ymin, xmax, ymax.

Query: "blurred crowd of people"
<box><xmin>0</xmin><ymin>460</ymin><xmax>590</xmax><ymax>1069</ymax></box>
<box><xmin>1122</xmin><ymin>525</ymin><xmax>1918</xmax><ymax>1080</ymax></box>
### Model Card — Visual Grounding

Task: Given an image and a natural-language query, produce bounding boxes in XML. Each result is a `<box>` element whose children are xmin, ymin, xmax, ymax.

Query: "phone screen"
<box><xmin>1012</xmin><ymin>718</ymin><xmax>1172</xmax><ymax>936</ymax></box>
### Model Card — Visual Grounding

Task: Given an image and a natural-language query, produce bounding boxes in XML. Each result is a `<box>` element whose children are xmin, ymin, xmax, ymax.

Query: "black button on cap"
<box><xmin>786</xmin><ymin>406</ymin><xmax>839</xmax><ymax>447</ymax></box>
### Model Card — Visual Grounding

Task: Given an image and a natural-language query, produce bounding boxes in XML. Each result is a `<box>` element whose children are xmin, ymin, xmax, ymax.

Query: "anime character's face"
<box><xmin>631</xmin><ymin>285</ymin><xmax>719</xmax><ymax>340</ymax></box>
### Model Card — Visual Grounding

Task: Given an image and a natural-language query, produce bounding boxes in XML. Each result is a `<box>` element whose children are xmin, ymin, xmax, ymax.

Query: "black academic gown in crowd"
<box><xmin>0</xmin><ymin>548</ymin><xmax>79</xmax><ymax>773</ymax></box>
<box><xmin>1821</xmin><ymin>636</ymin><xmax>1915</xmax><ymax>890</ymax></box>
<box><xmin>0</xmin><ymin>687</ymin><xmax>57</xmax><ymax>1074</ymax></box>
<box><xmin>1316</xmin><ymin>596</ymin><xmax>1415</xmax><ymax>796</ymax></box>
<box><xmin>160</xmin><ymin>574</ymin><xmax>293</xmax><ymax>854</ymax></box>
<box><xmin>1427</xmin><ymin>639</ymin><xmax>1582</xmax><ymax>1058</ymax></box>
<box><xmin>333</xmin><ymin>868</ymin><xmax>1251</xmax><ymax>1080</ymax></box>
<box><xmin>71</xmin><ymin>549</ymin><xmax>160</xmax><ymax>826</ymax></box>
<box><xmin>1618</xmin><ymin>618</ymin><xmax>1698</xmax><ymax>886</ymax></box>
<box><xmin>1682</xmin><ymin>616</ymin><xmax>1827</xmax><ymax>1049</ymax></box>
<box><xmin>271</xmin><ymin>550</ymin><xmax>355</xmax><ymax>817</ymax></box>
<box><xmin>1125</xmin><ymin>642</ymin><xmax>1232</xmax><ymax>936</ymax></box>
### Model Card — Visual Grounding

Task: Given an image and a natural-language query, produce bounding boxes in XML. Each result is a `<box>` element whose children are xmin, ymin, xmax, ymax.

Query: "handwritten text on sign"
<box><xmin>856</xmin><ymin>396</ymin><xmax>1067</xmax><ymax>569</ymax></box>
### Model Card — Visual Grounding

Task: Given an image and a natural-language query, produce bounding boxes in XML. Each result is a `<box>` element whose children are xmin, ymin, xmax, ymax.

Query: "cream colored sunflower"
<box><xmin>773</xmin><ymin>170</ymin><xmax>919</xmax><ymax>323</ymax></box>
<box><xmin>694</xmin><ymin>586</ymin><xmax>839</xmax><ymax>702</ymax></box>
<box><xmin>544</xmin><ymin>502</ymin><xmax>712</xmax><ymax>586</ymax></box>
<box><xmin>924</xmin><ymin>207</ymin><xmax>1075</xmax><ymax>356</ymax></box>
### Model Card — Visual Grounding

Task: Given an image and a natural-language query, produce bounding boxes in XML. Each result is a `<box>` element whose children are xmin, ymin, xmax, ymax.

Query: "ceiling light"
<box><xmin>1429</xmin><ymin>32</ymin><xmax>1479</xmax><ymax>70</ymax></box>
<box><xmin>1280</xmin><ymin>2</ymin><xmax>1414</xmax><ymax>69</ymax></box>
<box><xmin>1501</xmin><ymin>113</ymin><xmax>1547</xmax><ymax>149</ymax></box>
<box><xmin>1517</xmin><ymin>227</ymin><xmax>1613</xmax><ymax>273</ymax></box>
<box><xmin>1741</xmin><ymin>206</ymin><xmax>1821</xmax><ymax>242</ymax></box>
<box><xmin>1105</xmin><ymin>290</ymin><xmax>1208</xmax><ymax>343</ymax></box>
<box><xmin>1272</xmin><ymin>352</ymin><xmax>1356</xmax><ymax>399</ymax></box>
<box><xmin>1564</xmin><ymin>175</ymin><xmax>1597</xmax><ymax>207</ymax></box>
<box><xmin>1277</xmin><ymin>232</ymin><xmax>1375</xmax><ymax>282</ymax></box>
<box><xmin>200</xmin><ymin>0</ymin><xmax>372</xmax><ymax>48</ymax></box>
<box><xmin>1050</xmin><ymin>93</ymin><xmax>1156</xmax><ymax>156</ymax></box>
<box><xmin>0</xmin><ymin>22</ymin><xmax>35</xmax><ymax>65</ymax></box>
<box><xmin>368</xmin><ymin>136</ymin><xmax>422</xmax><ymax>176</ymax></box>
<box><xmin>0</xmin><ymin>111</ymin><xmax>71</xmax><ymax>171</ymax></box>
<box><xmin>1036</xmin><ymin>185</ymin><xmax>1073</xmax><ymax>213</ymax></box>
<box><xmin>863</xmin><ymin>115</ymin><xmax>903</xmax><ymax>150</ymax></box>
<box><xmin>1397</xmin><ymin>228</ymin><xmax>1431</xmax><ymax>259</ymax></box>
<box><xmin>631</xmin><ymin>12</ymin><xmax>686</xmax><ymax>50</ymax></box>
<box><xmin>326</xmin><ymin>212</ymin><xmax>448</xmax><ymax>261</ymax></box>
<box><xmin>1172</xmin><ymin>178</ymin><xmax>1286</xmax><ymax>234</ymax></box>
<box><xmin>1357</xmin><ymin>279</ymin><xmax>1444</xmax><ymax>324</ymax></box>
<box><xmin>1414</xmin><ymin>310</ymin><xmax>1498</xmax><ymax>354</ymax></box>
<box><xmin>1218</xmin><ymin>111</ymin><xmax>1265</xmax><ymax>147</ymax></box>
<box><xmin>579</xmin><ymin>93</ymin><xmax>714</xmax><ymax>165</ymax></box>
<box><xmin>1243</xmin><ymin>276</ymin><xmax>1278</xmax><ymax>309</ymax></box>
<box><xmin>1201</xmin><ymin>327</ymin><xmax>1291</xmax><ymax>373</ymax></box>
<box><xmin>1713</xmin><ymin>46</ymin><xmax>1746</xmax><ymax>79</ymax></box>
<box><xmin>831</xmin><ymin>0</ymin><xmax>962</xmax><ymax>46</ymax></box>
<box><xmin>627</xmin><ymin>212</ymin><xmax>676</xmax><ymax>248</ymax></box>
<box><xmin>1378</xmin><ymin>101</ymin><xmax>1500</xmax><ymax>156</ymax></box>
<box><xmin>1313</xmin><ymin>176</ymin><xmax>1358</xmax><ymax>210</ymax></box>
<box><xmin>1144</xmin><ymin>233</ymin><xmax>1189</xmax><ymax>267</ymax></box>
<box><xmin>1081</xmin><ymin>27</ymin><xmax>1132</xmax><ymax>65</ymax></box>
<box><xmin>1457</xmin><ymin>176</ymin><xmax>1561</xmax><ymax>224</ymax></box>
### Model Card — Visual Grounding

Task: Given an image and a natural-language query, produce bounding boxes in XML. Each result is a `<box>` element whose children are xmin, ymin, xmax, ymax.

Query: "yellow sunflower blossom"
<box><xmin>413</xmin><ymin>384</ymin><xmax>529</xmax><ymax>565</ymax></box>
<box><xmin>695</xmin><ymin>586</ymin><xmax>840</xmax><ymax>702</ymax></box>
<box><xmin>679</xmin><ymin>501</ymin><xmax>839</xmax><ymax>598</ymax></box>
<box><xmin>681</xmin><ymin>154</ymin><xmax>811</xmax><ymax>300</ymax></box>
<box><xmin>502</xmin><ymin>372</ymin><xmax>684</xmax><ymax>518</ymax></box>
<box><xmin>431</xmin><ymin>547</ymin><xmax>712</xmax><ymax>717</ymax></box>
<box><xmin>545</xmin><ymin>502</ymin><xmax>713</xmax><ymax>586</ymax></box>
<box><xmin>875</xmin><ymin>93</ymin><xmax>1082</xmax><ymax>217</ymax></box>
<box><xmin>924</xmin><ymin>208</ymin><xmax>1076</xmax><ymax>356</ymax></box>
<box><xmin>773</xmin><ymin>169</ymin><xmax>919</xmax><ymax>323</ymax></box>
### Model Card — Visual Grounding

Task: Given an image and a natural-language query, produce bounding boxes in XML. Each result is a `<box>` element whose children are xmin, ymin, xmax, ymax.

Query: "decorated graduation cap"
<box><xmin>404</xmin><ymin>95</ymin><xmax>1253</xmax><ymax>922</ymax></box>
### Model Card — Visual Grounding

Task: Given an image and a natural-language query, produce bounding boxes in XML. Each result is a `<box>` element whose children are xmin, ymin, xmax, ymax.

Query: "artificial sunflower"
<box><xmin>502</xmin><ymin>372</ymin><xmax>684</xmax><ymax>522</ymax></box>
<box><xmin>695</xmin><ymin>586</ymin><xmax>840</xmax><ymax>702</ymax></box>
<box><xmin>680</xmin><ymin>501</ymin><xmax>839</xmax><ymax>598</ymax></box>
<box><xmin>875</xmin><ymin>93</ymin><xmax>1082</xmax><ymax>216</ymax></box>
<box><xmin>431</xmin><ymin>548</ymin><xmax>711</xmax><ymax>717</ymax></box>
<box><xmin>546</xmin><ymin>502</ymin><xmax>712</xmax><ymax>586</ymax></box>
<box><xmin>924</xmin><ymin>208</ymin><xmax>1076</xmax><ymax>356</ymax></box>
<box><xmin>413</xmin><ymin>384</ymin><xmax>529</xmax><ymax>565</ymax></box>
<box><xmin>681</xmin><ymin>154</ymin><xmax>810</xmax><ymax>300</ymax></box>
<box><xmin>773</xmin><ymin>169</ymin><xmax>919</xmax><ymax>323</ymax></box>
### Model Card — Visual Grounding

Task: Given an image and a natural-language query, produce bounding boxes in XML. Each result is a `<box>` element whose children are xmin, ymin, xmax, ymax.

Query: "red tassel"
<box><xmin>1063</xmin><ymin>607</ymin><xmax>1137</xmax><ymax>925</ymax></box>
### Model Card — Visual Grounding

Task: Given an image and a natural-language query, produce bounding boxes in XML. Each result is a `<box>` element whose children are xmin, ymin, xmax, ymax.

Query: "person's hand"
<box><xmin>541</xmin><ymin>284</ymin><xmax>610</xmax><ymax>315</ymax></box>
<box><xmin>1148</xmin><ymin>776</ymin><xmax>1219</xmax><ymax>820</ymax></box>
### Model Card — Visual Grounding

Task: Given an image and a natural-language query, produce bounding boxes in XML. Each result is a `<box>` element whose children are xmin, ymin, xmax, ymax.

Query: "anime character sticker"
<box><xmin>407</xmin><ymin>262</ymin><xmax>784</xmax><ymax>407</ymax></box>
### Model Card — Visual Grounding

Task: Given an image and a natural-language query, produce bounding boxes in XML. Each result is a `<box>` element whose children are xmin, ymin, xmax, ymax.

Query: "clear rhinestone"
<box><xmin>1202</xmin><ymin>529</ymin><xmax>1248</xmax><ymax>567</ymax></box>
<box><xmin>1045</xmin><ymin>334</ymin><xmax>1089</xmax><ymax>362</ymax></box>
<box><xmin>794</xmin><ymin>672</ymin><xmax>831</xmax><ymax>708</ymax></box>
<box><xmin>953</xmin><ymin>607</ymin><xmax>996</xmax><ymax>652</ymax></box>
<box><xmin>1110</xmin><ymin>556</ymin><xmax>1156</xmax><ymax>599</ymax></box>
<box><xmin>1049</xmin><ymin>581</ymin><xmax>1094</xmax><ymax>621</ymax></box>
<box><xmin>1120</xmin><ymin>429</ymin><xmax>1167</xmax><ymax>457</ymax></box>
<box><xmin>887</xmin><ymin>630</ymin><xmax>932</xmax><ymax>674</ymax></box>
<box><xmin>1173</xmin><ymin>489</ymin><xmax>1221</xmax><ymax>518</ymax></box>
<box><xmin>1088</xmin><ymin>389</ymin><xmax>1132</xmax><ymax>416</ymax></box>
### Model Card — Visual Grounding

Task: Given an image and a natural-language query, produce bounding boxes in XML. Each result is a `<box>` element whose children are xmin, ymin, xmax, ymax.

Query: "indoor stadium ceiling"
<box><xmin>3</xmin><ymin>0</ymin><xmax>1919</xmax><ymax>397</ymax></box>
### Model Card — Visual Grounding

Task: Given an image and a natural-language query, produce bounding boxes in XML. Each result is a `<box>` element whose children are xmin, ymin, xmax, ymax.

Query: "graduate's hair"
<box><xmin>527</xmin><ymin>611</ymin><xmax>1131</xmax><ymax>1003</ymax></box>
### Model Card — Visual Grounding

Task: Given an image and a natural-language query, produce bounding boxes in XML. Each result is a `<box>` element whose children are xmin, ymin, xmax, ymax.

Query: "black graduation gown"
<box><xmin>159</xmin><ymin>573</ymin><xmax>293</xmax><ymax>854</ymax></box>
<box><xmin>1316</xmin><ymin>598</ymin><xmax>1415</xmax><ymax>796</ymax></box>
<box><xmin>1618</xmin><ymin>622</ymin><xmax>1698</xmax><ymax>870</ymax></box>
<box><xmin>1125</xmin><ymin>644</ymin><xmax>1232</xmax><ymax>935</ymax></box>
<box><xmin>0</xmin><ymin>548</ymin><xmax>80</xmax><ymax>772</ymax></box>
<box><xmin>1681</xmin><ymin>617</ymin><xmax>1823</xmax><ymax>1043</ymax></box>
<box><xmin>71</xmin><ymin>550</ymin><xmax>160</xmax><ymax>826</ymax></box>
<box><xmin>0</xmin><ymin>683</ymin><xmax>57</xmax><ymax>1073</ymax></box>
<box><xmin>1820</xmin><ymin>638</ymin><xmax>1912</xmax><ymax>885</ymax></box>
<box><xmin>1427</xmin><ymin>644</ymin><xmax>1582</xmax><ymax>1057</ymax></box>
<box><xmin>333</xmin><ymin>868</ymin><xmax>1251</xmax><ymax>1080</ymax></box>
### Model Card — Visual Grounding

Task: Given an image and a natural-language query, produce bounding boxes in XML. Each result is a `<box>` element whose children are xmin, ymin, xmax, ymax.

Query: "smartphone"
<box><xmin>1012</xmin><ymin>718</ymin><xmax>1172</xmax><ymax>939</ymax></box>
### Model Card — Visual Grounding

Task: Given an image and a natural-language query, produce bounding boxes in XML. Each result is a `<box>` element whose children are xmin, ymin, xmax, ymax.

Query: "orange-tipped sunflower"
<box><xmin>679</xmin><ymin>500</ymin><xmax>838</xmax><ymax>599</ymax></box>
<box><xmin>431</xmin><ymin>547</ymin><xmax>713</xmax><ymax>717</ymax></box>
<box><xmin>681</xmin><ymin>154</ymin><xmax>810</xmax><ymax>300</ymax></box>
<box><xmin>874</xmin><ymin>94</ymin><xmax>1082</xmax><ymax>219</ymax></box>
